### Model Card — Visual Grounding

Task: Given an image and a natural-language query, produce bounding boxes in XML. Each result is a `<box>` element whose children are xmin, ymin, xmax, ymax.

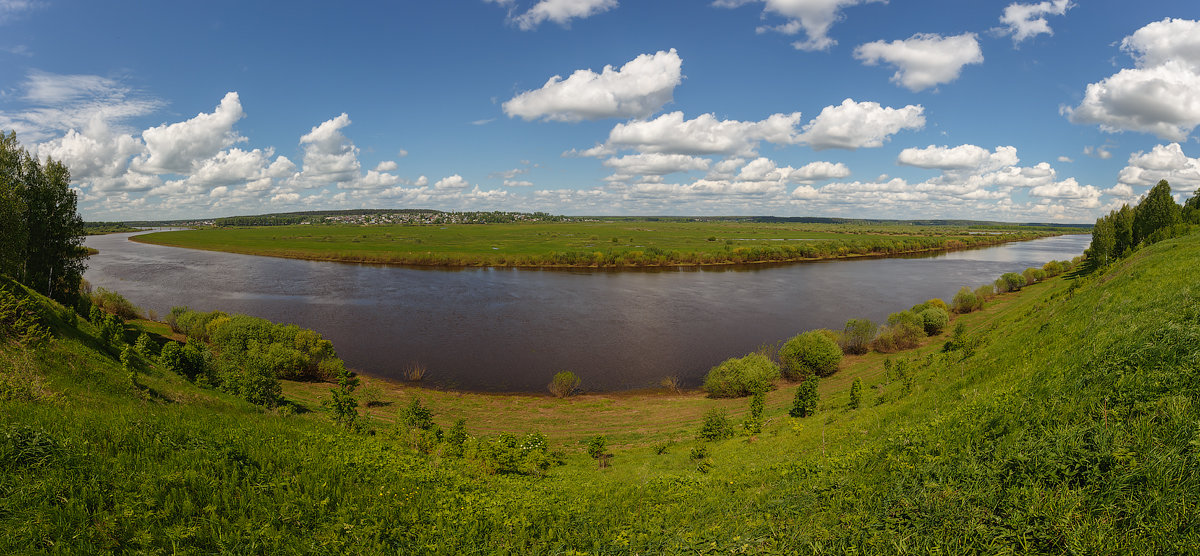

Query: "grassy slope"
<box><xmin>1</xmin><ymin>231</ymin><xmax>1197</xmax><ymax>553</ymax></box>
<box><xmin>131</xmin><ymin>222</ymin><xmax>1058</xmax><ymax>267</ymax></box>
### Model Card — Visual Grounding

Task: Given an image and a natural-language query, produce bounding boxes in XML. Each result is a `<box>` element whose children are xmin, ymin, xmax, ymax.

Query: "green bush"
<box><xmin>398</xmin><ymin>397</ymin><xmax>435</xmax><ymax>431</ymax></box>
<box><xmin>743</xmin><ymin>391</ymin><xmax>765</xmax><ymax>434</ymax></box>
<box><xmin>995</xmin><ymin>272</ymin><xmax>1026</xmax><ymax>293</ymax></box>
<box><xmin>951</xmin><ymin>287</ymin><xmax>977</xmax><ymax>314</ymax></box>
<box><xmin>839</xmin><ymin>318</ymin><xmax>877</xmax><ymax>355</ymax></box>
<box><xmin>98</xmin><ymin>313</ymin><xmax>124</xmax><ymax>350</ymax></box>
<box><xmin>586</xmin><ymin>435</ymin><xmax>606</xmax><ymax>459</ymax></box>
<box><xmin>467</xmin><ymin>432</ymin><xmax>554</xmax><ymax>475</ymax></box>
<box><xmin>873</xmin><ymin>311</ymin><xmax>925</xmax><ymax>352</ymax></box>
<box><xmin>780</xmin><ymin>330</ymin><xmax>842</xmax><ymax>379</ymax></box>
<box><xmin>133</xmin><ymin>332</ymin><xmax>154</xmax><ymax>358</ymax></box>
<box><xmin>848</xmin><ymin>378</ymin><xmax>862</xmax><ymax>409</ymax></box>
<box><xmin>789</xmin><ymin>376</ymin><xmax>819</xmax><ymax>418</ymax></box>
<box><xmin>548</xmin><ymin>370</ymin><xmax>581</xmax><ymax>398</ymax></box>
<box><xmin>444</xmin><ymin>419</ymin><xmax>468</xmax><ymax>457</ymax></box>
<box><xmin>702</xmin><ymin>353</ymin><xmax>780</xmax><ymax>397</ymax></box>
<box><xmin>90</xmin><ymin>287</ymin><xmax>141</xmax><ymax>321</ymax></box>
<box><xmin>973</xmin><ymin>284</ymin><xmax>993</xmax><ymax>305</ymax></box>
<box><xmin>698</xmin><ymin>408</ymin><xmax>734</xmax><ymax>441</ymax></box>
<box><xmin>910</xmin><ymin>298</ymin><xmax>948</xmax><ymax>314</ymax></box>
<box><xmin>919</xmin><ymin>307</ymin><xmax>950</xmax><ymax>335</ymax></box>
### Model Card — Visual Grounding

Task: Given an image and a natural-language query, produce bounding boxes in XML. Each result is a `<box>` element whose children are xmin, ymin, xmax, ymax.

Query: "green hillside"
<box><xmin>2</xmin><ymin>231</ymin><xmax>1198</xmax><ymax>553</ymax></box>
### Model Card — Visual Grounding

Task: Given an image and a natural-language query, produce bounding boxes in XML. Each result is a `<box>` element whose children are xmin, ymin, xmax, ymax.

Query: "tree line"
<box><xmin>0</xmin><ymin>132</ymin><xmax>86</xmax><ymax>302</ymax></box>
<box><xmin>1086</xmin><ymin>180</ymin><xmax>1199</xmax><ymax>268</ymax></box>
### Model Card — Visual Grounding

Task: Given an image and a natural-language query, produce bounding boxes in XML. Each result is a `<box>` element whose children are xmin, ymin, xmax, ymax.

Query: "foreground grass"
<box><xmin>133</xmin><ymin>221</ymin><xmax>1062</xmax><ymax>268</ymax></box>
<box><xmin>2</xmin><ymin>231</ymin><xmax>1197</xmax><ymax>553</ymax></box>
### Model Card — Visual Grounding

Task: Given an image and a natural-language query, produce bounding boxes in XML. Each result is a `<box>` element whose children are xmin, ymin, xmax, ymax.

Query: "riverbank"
<box><xmin>130</xmin><ymin>221</ymin><xmax>1070</xmax><ymax>268</ymax></box>
<box><xmin>279</xmin><ymin>271</ymin><xmax>1050</xmax><ymax>447</ymax></box>
<box><xmin>6</xmin><ymin>231</ymin><xmax>1197</xmax><ymax>552</ymax></box>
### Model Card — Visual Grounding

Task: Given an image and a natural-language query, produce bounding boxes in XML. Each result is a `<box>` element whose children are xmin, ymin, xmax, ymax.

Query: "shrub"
<box><xmin>548</xmin><ymin>371</ymin><xmax>581</xmax><ymax>398</ymax></box>
<box><xmin>919</xmin><ymin>307</ymin><xmax>950</xmax><ymax>336</ymax></box>
<box><xmin>326</xmin><ymin>368</ymin><xmax>360</xmax><ymax>427</ymax></box>
<box><xmin>99</xmin><ymin>313</ymin><xmax>124</xmax><ymax>349</ymax></box>
<box><xmin>780</xmin><ymin>330</ymin><xmax>842</xmax><ymax>379</ymax></box>
<box><xmin>166</xmin><ymin>306</ymin><xmax>188</xmax><ymax>333</ymax></box>
<box><xmin>849</xmin><ymin>378</ymin><xmax>862</xmax><ymax>409</ymax></box>
<box><xmin>702</xmin><ymin>353</ymin><xmax>780</xmax><ymax>397</ymax></box>
<box><xmin>121</xmin><ymin>345</ymin><xmax>137</xmax><ymax>388</ymax></box>
<box><xmin>910</xmin><ymin>298</ymin><xmax>948</xmax><ymax>314</ymax></box>
<box><xmin>839</xmin><ymin>319</ymin><xmax>877</xmax><ymax>355</ymax></box>
<box><xmin>468</xmin><ymin>432</ymin><xmax>554</xmax><ymax>475</ymax></box>
<box><xmin>743</xmin><ymin>391</ymin><xmax>765</xmax><ymax>434</ymax></box>
<box><xmin>444</xmin><ymin>419</ymin><xmax>468</xmax><ymax>457</ymax></box>
<box><xmin>951</xmin><ymin>287</ymin><xmax>978</xmax><ymax>314</ymax></box>
<box><xmin>942</xmin><ymin>322</ymin><xmax>975</xmax><ymax>354</ymax></box>
<box><xmin>1022</xmin><ymin>267</ymin><xmax>1047</xmax><ymax>285</ymax></box>
<box><xmin>698</xmin><ymin>409</ymin><xmax>734</xmax><ymax>441</ymax></box>
<box><xmin>1042</xmin><ymin>260</ymin><xmax>1064</xmax><ymax>277</ymax></box>
<box><xmin>398</xmin><ymin>397</ymin><xmax>435</xmax><ymax>431</ymax></box>
<box><xmin>160</xmin><ymin>341</ymin><xmax>183</xmax><ymax>375</ymax></box>
<box><xmin>996</xmin><ymin>272</ymin><xmax>1026</xmax><ymax>293</ymax></box>
<box><xmin>134</xmin><ymin>332</ymin><xmax>154</xmax><ymax>358</ymax></box>
<box><xmin>90</xmin><ymin>288</ymin><xmax>141</xmax><ymax>321</ymax></box>
<box><xmin>660</xmin><ymin>375</ymin><xmax>683</xmax><ymax>394</ymax></box>
<box><xmin>973</xmin><ymin>284</ymin><xmax>993</xmax><ymax>306</ymax></box>
<box><xmin>226</xmin><ymin>367</ymin><xmax>283</xmax><ymax>408</ymax></box>
<box><xmin>586</xmin><ymin>435</ymin><xmax>607</xmax><ymax>459</ymax></box>
<box><xmin>789</xmin><ymin>376</ymin><xmax>819</xmax><ymax>418</ymax></box>
<box><xmin>873</xmin><ymin>311</ymin><xmax>925</xmax><ymax>352</ymax></box>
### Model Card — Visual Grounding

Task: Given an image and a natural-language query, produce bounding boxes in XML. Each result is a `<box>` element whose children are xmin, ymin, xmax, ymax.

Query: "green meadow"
<box><xmin>132</xmin><ymin>221</ymin><xmax>1064</xmax><ymax>267</ymax></box>
<box><xmin>2</xmin><ymin>230</ymin><xmax>1197</xmax><ymax>552</ymax></box>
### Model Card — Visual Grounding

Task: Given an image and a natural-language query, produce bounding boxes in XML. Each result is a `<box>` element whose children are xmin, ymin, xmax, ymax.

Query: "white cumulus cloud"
<box><xmin>998</xmin><ymin>0</ymin><xmax>1072</xmax><ymax>43</ymax></box>
<box><xmin>133</xmin><ymin>92</ymin><xmax>245</xmax><ymax>174</ymax></box>
<box><xmin>504</xmin><ymin>49</ymin><xmax>681</xmax><ymax>122</ymax></box>
<box><xmin>603</xmin><ymin>153</ymin><xmax>711</xmax><ymax>177</ymax></box>
<box><xmin>599</xmin><ymin>111</ymin><xmax>804</xmax><ymax>156</ymax></box>
<box><xmin>435</xmin><ymin>174</ymin><xmax>471</xmax><ymax>190</ymax></box>
<box><xmin>511</xmin><ymin>0</ymin><xmax>617</xmax><ymax>30</ymax></box>
<box><xmin>296</xmin><ymin>113</ymin><xmax>362</xmax><ymax>187</ymax></box>
<box><xmin>854</xmin><ymin>33</ymin><xmax>983</xmax><ymax>92</ymax></box>
<box><xmin>716</xmin><ymin>0</ymin><xmax>886</xmax><ymax>52</ymax></box>
<box><xmin>799</xmin><ymin>99</ymin><xmax>925</xmax><ymax>150</ymax></box>
<box><xmin>1116</xmin><ymin>143</ymin><xmax>1200</xmax><ymax>190</ymax></box>
<box><xmin>897</xmin><ymin>144</ymin><xmax>1017</xmax><ymax>171</ymax></box>
<box><xmin>1065</xmin><ymin>18</ymin><xmax>1200</xmax><ymax>141</ymax></box>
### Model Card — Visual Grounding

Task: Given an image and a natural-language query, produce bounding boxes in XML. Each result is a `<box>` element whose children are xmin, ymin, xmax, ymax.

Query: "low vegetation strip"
<box><xmin>132</xmin><ymin>221</ymin><xmax>1065</xmax><ymax>268</ymax></box>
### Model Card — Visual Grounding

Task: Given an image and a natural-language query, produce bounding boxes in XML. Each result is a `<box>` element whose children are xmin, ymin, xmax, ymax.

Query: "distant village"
<box><xmin>198</xmin><ymin>210</ymin><xmax>572</xmax><ymax>228</ymax></box>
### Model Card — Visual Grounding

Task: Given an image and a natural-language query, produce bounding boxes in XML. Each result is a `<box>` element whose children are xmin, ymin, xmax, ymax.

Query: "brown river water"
<box><xmin>83</xmin><ymin>231</ymin><xmax>1089</xmax><ymax>392</ymax></box>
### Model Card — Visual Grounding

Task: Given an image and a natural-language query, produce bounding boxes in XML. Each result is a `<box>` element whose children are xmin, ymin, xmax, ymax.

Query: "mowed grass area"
<box><xmin>3</xmin><ymin>231</ymin><xmax>1197</xmax><ymax>552</ymax></box>
<box><xmin>132</xmin><ymin>221</ymin><xmax>1062</xmax><ymax>267</ymax></box>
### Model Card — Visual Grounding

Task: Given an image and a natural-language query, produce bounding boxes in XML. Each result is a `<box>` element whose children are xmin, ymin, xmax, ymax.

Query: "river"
<box><xmin>83</xmin><ymin>231</ymin><xmax>1090</xmax><ymax>392</ymax></box>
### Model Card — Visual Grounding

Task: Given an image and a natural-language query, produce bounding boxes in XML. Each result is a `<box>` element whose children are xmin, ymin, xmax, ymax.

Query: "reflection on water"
<box><xmin>84</xmin><ymin>232</ymin><xmax>1089</xmax><ymax>392</ymax></box>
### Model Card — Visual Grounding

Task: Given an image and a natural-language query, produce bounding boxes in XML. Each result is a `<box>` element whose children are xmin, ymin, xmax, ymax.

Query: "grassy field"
<box><xmin>132</xmin><ymin>221</ymin><xmax>1065</xmax><ymax>267</ymax></box>
<box><xmin>2</xmin><ymin>231</ymin><xmax>1197</xmax><ymax>552</ymax></box>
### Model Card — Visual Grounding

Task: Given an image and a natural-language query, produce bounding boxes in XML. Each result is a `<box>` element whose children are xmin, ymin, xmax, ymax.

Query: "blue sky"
<box><xmin>2</xmin><ymin>0</ymin><xmax>1199</xmax><ymax>223</ymax></box>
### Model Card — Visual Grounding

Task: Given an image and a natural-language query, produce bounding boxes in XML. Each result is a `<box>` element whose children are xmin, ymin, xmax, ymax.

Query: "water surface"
<box><xmin>84</xmin><ymin>232</ymin><xmax>1089</xmax><ymax>392</ymax></box>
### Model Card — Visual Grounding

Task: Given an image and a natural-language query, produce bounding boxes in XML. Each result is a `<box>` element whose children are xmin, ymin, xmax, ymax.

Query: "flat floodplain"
<box><xmin>132</xmin><ymin>221</ymin><xmax>1061</xmax><ymax>267</ymax></box>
